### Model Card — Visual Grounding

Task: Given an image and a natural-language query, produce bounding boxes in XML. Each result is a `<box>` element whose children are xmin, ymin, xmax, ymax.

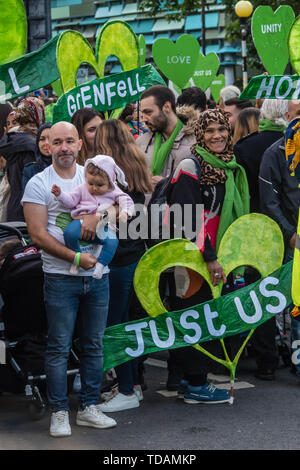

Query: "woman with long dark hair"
<box><xmin>94</xmin><ymin>119</ymin><xmax>152</xmax><ymax>412</ymax></box>
<box><xmin>71</xmin><ymin>108</ymin><xmax>104</xmax><ymax>165</ymax></box>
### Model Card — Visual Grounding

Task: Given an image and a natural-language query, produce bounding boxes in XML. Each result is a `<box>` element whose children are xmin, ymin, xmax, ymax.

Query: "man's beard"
<box><xmin>54</xmin><ymin>152</ymin><xmax>76</xmax><ymax>169</ymax></box>
<box><xmin>146</xmin><ymin>110</ymin><xmax>168</xmax><ymax>133</ymax></box>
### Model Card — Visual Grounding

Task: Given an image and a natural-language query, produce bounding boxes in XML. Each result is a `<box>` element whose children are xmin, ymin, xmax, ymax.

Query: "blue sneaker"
<box><xmin>184</xmin><ymin>382</ymin><xmax>230</xmax><ymax>404</ymax></box>
<box><xmin>177</xmin><ymin>379</ymin><xmax>189</xmax><ymax>399</ymax></box>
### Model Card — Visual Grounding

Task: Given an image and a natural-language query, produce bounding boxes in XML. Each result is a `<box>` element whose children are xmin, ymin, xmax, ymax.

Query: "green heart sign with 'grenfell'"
<box><xmin>152</xmin><ymin>34</ymin><xmax>200</xmax><ymax>90</ymax></box>
<box><xmin>251</xmin><ymin>5</ymin><xmax>295</xmax><ymax>75</ymax></box>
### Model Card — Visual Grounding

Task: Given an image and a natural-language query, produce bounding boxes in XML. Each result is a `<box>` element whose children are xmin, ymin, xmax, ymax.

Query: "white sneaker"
<box><xmin>76</xmin><ymin>405</ymin><xmax>116</xmax><ymax>429</ymax></box>
<box><xmin>98</xmin><ymin>392</ymin><xmax>140</xmax><ymax>412</ymax></box>
<box><xmin>50</xmin><ymin>410</ymin><xmax>71</xmax><ymax>437</ymax></box>
<box><xmin>134</xmin><ymin>385</ymin><xmax>144</xmax><ymax>402</ymax></box>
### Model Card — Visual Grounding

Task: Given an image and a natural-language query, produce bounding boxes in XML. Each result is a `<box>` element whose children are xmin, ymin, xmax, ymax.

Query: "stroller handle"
<box><xmin>0</xmin><ymin>222</ymin><xmax>28</xmax><ymax>245</ymax></box>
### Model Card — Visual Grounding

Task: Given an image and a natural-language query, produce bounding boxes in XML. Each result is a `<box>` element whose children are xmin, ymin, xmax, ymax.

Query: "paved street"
<box><xmin>1</xmin><ymin>350</ymin><xmax>300</xmax><ymax>452</ymax></box>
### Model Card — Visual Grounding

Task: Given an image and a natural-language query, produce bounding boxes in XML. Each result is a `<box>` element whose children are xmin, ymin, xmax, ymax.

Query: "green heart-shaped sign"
<box><xmin>56</xmin><ymin>21</ymin><xmax>140</xmax><ymax>94</ymax></box>
<box><xmin>0</xmin><ymin>0</ymin><xmax>27</xmax><ymax>64</ymax></box>
<box><xmin>152</xmin><ymin>34</ymin><xmax>199</xmax><ymax>89</ymax></box>
<box><xmin>192</xmin><ymin>52</ymin><xmax>220</xmax><ymax>91</ymax></box>
<box><xmin>133</xmin><ymin>214</ymin><xmax>284</xmax><ymax>388</ymax></box>
<box><xmin>134</xmin><ymin>214</ymin><xmax>284</xmax><ymax>318</ymax></box>
<box><xmin>251</xmin><ymin>5</ymin><xmax>295</xmax><ymax>75</ymax></box>
<box><xmin>289</xmin><ymin>15</ymin><xmax>300</xmax><ymax>74</ymax></box>
<box><xmin>210</xmin><ymin>74</ymin><xmax>225</xmax><ymax>103</ymax></box>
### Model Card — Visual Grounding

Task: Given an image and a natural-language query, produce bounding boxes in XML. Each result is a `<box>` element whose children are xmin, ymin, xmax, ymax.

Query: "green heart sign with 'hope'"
<box><xmin>210</xmin><ymin>74</ymin><xmax>225</xmax><ymax>103</ymax></box>
<box><xmin>251</xmin><ymin>5</ymin><xmax>295</xmax><ymax>75</ymax></box>
<box><xmin>289</xmin><ymin>15</ymin><xmax>300</xmax><ymax>74</ymax></box>
<box><xmin>152</xmin><ymin>34</ymin><xmax>200</xmax><ymax>90</ymax></box>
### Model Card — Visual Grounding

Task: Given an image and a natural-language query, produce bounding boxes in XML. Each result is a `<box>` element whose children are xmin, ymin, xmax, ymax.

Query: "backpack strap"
<box><xmin>183</xmin><ymin>154</ymin><xmax>202</xmax><ymax>181</ymax></box>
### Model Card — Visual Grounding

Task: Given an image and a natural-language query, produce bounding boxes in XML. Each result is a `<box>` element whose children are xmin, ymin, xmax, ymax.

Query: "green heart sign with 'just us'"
<box><xmin>191</xmin><ymin>52</ymin><xmax>220</xmax><ymax>91</ymax></box>
<box><xmin>251</xmin><ymin>5</ymin><xmax>295</xmax><ymax>75</ymax></box>
<box><xmin>152</xmin><ymin>34</ymin><xmax>200</xmax><ymax>90</ymax></box>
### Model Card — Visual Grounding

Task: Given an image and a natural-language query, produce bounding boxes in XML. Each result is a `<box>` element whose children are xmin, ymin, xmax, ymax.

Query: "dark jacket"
<box><xmin>110</xmin><ymin>190</ymin><xmax>147</xmax><ymax>267</ymax></box>
<box><xmin>234</xmin><ymin>130</ymin><xmax>284</xmax><ymax>213</ymax></box>
<box><xmin>22</xmin><ymin>123</ymin><xmax>52</xmax><ymax>191</ymax></box>
<box><xmin>0</xmin><ymin>131</ymin><xmax>35</xmax><ymax>221</ymax></box>
<box><xmin>259</xmin><ymin>137</ymin><xmax>300</xmax><ymax>248</ymax></box>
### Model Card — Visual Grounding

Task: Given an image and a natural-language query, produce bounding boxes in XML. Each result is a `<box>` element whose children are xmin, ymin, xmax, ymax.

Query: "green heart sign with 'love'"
<box><xmin>210</xmin><ymin>74</ymin><xmax>225</xmax><ymax>103</ymax></box>
<box><xmin>191</xmin><ymin>52</ymin><xmax>220</xmax><ymax>91</ymax></box>
<box><xmin>289</xmin><ymin>15</ymin><xmax>300</xmax><ymax>74</ymax></box>
<box><xmin>152</xmin><ymin>34</ymin><xmax>200</xmax><ymax>90</ymax></box>
<box><xmin>251</xmin><ymin>5</ymin><xmax>295</xmax><ymax>75</ymax></box>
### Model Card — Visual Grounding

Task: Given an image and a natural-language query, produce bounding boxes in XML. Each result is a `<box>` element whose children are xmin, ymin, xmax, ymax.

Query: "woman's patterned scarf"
<box><xmin>15</xmin><ymin>97</ymin><xmax>45</xmax><ymax>137</ymax></box>
<box><xmin>191</xmin><ymin>109</ymin><xmax>234</xmax><ymax>185</ymax></box>
<box><xmin>285</xmin><ymin>117</ymin><xmax>300</xmax><ymax>179</ymax></box>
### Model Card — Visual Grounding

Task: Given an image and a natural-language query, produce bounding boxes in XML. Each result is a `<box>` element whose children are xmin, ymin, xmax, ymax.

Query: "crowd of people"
<box><xmin>0</xmin><ymin>83</ymin><xmax>299</xmax><ymax>438</ymax></box>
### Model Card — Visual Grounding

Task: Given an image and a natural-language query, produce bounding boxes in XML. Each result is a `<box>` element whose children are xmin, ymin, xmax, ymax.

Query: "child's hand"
<box><xmin>51</xmin><ymin>184</ymin><xmax>61</xmax><ymax>197</ymax></box>
<box><xmin>118</xmin><ymin>211</ymin><xmax>129</xmax><ymax>223</ymax></box>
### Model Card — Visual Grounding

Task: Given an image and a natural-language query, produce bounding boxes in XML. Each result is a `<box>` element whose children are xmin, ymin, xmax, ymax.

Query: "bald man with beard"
<box><xmin>22</xmin><ymin>121</ymin><xmax>117</xmax><ymax>437</ymax></box>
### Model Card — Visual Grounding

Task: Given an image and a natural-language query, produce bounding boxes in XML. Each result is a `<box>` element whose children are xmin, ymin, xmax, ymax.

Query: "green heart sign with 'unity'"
<box><xmin>251</xmin><ymin>5</ymin><xmax>295</xmax><ymax>75</ymax></box>
<box><xmin>152</xmin><ymin>34</ymin><xmax>199</xmax><ymax>90</ymax></box>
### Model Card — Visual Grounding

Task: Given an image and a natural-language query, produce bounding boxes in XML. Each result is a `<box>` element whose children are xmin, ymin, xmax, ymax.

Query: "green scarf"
<box><xmin>258</xmin><ymin>119</ymin><xmax>286</xmax><ymax>133</ymax></box>
<box><xmin>195</xmin><ymin>145</ymin><xmax>250</xmax><ymax>251</ymax></box>
<box><xmin>151</xmin><ymin>119</ymin><xmax>183</xmax><ymax>176</ymax></box>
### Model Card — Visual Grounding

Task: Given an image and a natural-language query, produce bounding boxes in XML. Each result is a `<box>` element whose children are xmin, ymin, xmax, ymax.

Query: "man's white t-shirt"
<box><xmin>21</xmin><ymin>164</ymin><xmax>109</xmax><ymax>276</ymax></box>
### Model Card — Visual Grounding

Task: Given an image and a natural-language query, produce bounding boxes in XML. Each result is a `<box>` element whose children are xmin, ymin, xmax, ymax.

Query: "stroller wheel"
<box><xmin>28</xmin><ymin>401</ymin><xmax>46</xmax><ymax>421</ymax></box>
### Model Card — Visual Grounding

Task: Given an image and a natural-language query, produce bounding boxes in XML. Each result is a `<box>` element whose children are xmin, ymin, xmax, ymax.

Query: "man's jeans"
<box><xmin>44</xmin><ymin>273</ymin><xmax>109</xmax><ymax>412</ymax></box>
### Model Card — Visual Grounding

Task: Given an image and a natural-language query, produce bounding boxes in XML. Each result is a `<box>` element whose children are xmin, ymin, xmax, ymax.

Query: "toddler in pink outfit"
<box><xmin>51</xmin><ymin>154</ymin><xmax>134</xmax><ymax>278</ymax></box>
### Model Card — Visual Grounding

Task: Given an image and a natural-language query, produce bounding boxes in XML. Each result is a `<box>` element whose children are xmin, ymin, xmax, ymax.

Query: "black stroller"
<box><xmin>0</xmin><ymin>222</ymin><xmax>79</xmax><ymax>420</ymax></box>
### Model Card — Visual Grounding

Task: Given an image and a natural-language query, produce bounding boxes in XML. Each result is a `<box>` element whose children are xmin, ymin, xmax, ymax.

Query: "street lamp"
<box><xmin>235</xmin><ymin>0</ymin><xmax>253</xmax><ymax>89</ymax></box>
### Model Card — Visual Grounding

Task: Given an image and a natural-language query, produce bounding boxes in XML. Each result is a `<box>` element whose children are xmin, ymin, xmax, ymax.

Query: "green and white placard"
<box><xmin>251</xmin><ymin>5</ymin><xmax>295</xmax><ymax>75</ymax></box>
<box><xmin>152</xmin><ymin>34</ymin><xmax>200</xmax><ymax>90</ymax></box>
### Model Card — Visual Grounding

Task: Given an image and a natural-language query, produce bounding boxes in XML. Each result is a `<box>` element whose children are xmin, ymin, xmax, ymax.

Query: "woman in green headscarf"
<box><xmin>168</xmin><ymin>107</ymin><xmax>249</xmax><ymax>288</ymax></box>
<box><xmin>164</xmin><ymin>108</ymin><xmax>249</xmax><ymax>404</ymax></box>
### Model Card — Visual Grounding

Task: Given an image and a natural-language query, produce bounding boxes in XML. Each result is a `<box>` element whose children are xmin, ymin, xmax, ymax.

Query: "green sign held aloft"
<box><xmin>210</xmin><ymin>74</ymin><xmax>225</xmax><ymax>103</ymax></box>
<box><xmin>240</xmin><ymin>74</ymin><xmax>300</xmax><ymax>100</ymax></box>
<box><xmin>0</xmin><ymin>35</ymin><xmax>59</xmax><ymax>103</ymax></box>
<box><xmin>52</xmin><ymin>65</ymin><xmax>165</xmax><ymax>123</ymax></box>
<box><xmin>251</xmin><ymin>5</ymin><xmax>295</xmax><ymax>75</ymax></box>
<box><xmin>103</xmin><ymin>261</ymin><xmax>292</xmax><ymax>373</ymax></box>
<box><xmin>152</xmin><ymin>34</ymin><xmax>200</xmax><ymax>90</ymax></box>
<box><xmin>0</xmin><ymin>0</ymin><xmax>27</xmax><ymax>65</ymax></box>
<box><xmin>289</xmin><ymin>15</ymin><xmax>300</xmax><ymax>75</ymax></box>
<box><xmin>191</xmin><ymin>52</ymin><xmax>220</xmax><ymax>91</ymax></box>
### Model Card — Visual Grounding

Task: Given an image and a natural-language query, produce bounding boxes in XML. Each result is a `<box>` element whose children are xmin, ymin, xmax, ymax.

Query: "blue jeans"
<box><xmin>108</xmin><ymin>262</ymin><xmax>139</xmax><ymax>395</ymax></box>
<box><xmin>44</xmin><ymin>273</ymin><xmax>109</xmax><ymax>412</ymax></box>
<box><xmin>64</xmin><ymin>219</ymin><xmax>119</xmax><ymax>266</ymax></box>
